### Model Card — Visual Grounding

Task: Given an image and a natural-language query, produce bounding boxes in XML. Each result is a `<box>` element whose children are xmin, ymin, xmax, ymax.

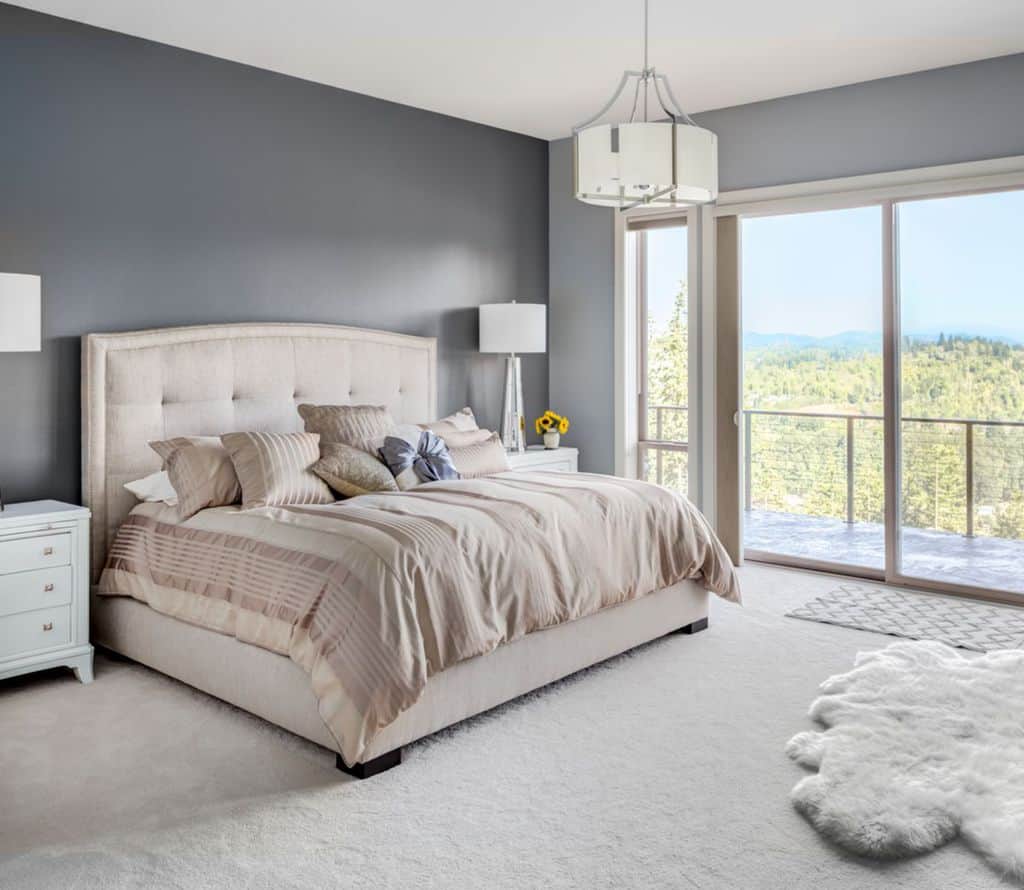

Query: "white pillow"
<box><xmin>124</xmin><ymin>470</ymin><xmax>179</xmax><ymax>506</ymax></box>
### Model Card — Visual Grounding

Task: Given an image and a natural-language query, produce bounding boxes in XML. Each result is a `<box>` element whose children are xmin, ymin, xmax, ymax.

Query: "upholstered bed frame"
<box><xmin>83</xmin><ymin>323</ymin><xmax>709</xmax><ymax>778</ymax></box>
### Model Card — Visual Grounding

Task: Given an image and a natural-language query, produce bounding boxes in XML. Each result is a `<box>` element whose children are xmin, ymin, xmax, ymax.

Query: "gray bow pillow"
<box><xmin>379</xmin><ymin>430</ymin><xmax>460</xmax><ymax>490</ymax></box>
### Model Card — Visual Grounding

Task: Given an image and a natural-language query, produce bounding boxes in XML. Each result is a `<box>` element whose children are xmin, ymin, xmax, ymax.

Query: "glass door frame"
<box><xmin>634</xmin><ymin>217</ymin><xmax>691</xmax><ymax>496</ymax></box>
<box><xmin>738</xmin><ymin>202</ymin><xmax>888</xmax><ymax>580</ymax></box>
<box><xmin>614</xmin><ymin>205</ymin><xmax>704</xmax><ymax>510</ymax></box>
<box><xmin>885</xmin><ymin>191</ymin><xmax>1024</xmax><ymax>605</ymax></box>
<box><xmin>720</xmin><ymin>169</ymin><xmax>1024</xmax><ymax>605</ymax></box>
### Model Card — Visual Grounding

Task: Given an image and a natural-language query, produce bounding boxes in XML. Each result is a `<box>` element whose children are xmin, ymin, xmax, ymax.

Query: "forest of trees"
<box><xmin>644</xmin><ymin>284</ymin><xmax>1024</xmax><ymax>540</ymax></box>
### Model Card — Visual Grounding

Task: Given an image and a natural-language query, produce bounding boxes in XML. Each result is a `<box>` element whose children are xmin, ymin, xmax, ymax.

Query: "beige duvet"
<box><xmin>100</xmin><ymin>471</ymin><xmax>740</xmax><ymax>764</ymax></box>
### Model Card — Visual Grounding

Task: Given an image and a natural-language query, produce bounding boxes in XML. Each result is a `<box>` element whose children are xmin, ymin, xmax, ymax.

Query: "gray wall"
<box><xmin>0</xmin><ymin>3</ymin><xmax>549</xmax><ymax>505</ymax></box>
<box><xmin>548</xmin><ymin>137</ymin><xmax>615</xmax><ymax>475</ymax></box>
<box><xmin>549</xmin><ymin>53</ymin><xmax>1024</xmax><ymax>474</ymax></box>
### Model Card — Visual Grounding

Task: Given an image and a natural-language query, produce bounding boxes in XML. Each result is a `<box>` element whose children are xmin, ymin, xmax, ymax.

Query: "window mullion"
<box><xmin>637</xmin><ymin>230</ymin><xmax>649</xmax><ymax>447</ymax></box>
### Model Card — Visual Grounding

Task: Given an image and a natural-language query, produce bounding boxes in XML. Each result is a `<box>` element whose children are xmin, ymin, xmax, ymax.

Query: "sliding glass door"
<box><xmin>895</xmin><ymin>190</ymin><xmax>1024</xmax><ymax>595</ymax></box>
<box><xmin>739</xmin><ymin>185</ymin><xmax>1024</xmax><ymax>599</ymax></box>
<box><xmin>741</xmin><ymin>207</ymin><xmax>885</xmax><ymax>571</ymax></box>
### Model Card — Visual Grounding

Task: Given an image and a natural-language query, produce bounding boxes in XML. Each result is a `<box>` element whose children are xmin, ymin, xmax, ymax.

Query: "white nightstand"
<box><xmin>506</xmin><ymin>446</ymin><xmax>579</xmax><ymax>474</ymax></box>
<box><xmin>0</xmin><ymin>501</ymin><xmax>93</xmax><ymax>684</ymax></box>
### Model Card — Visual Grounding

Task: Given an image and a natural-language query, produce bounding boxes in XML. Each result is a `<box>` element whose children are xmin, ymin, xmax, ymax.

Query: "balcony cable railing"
<box><xmin>742</xmin><ymin>408</ymin><xmax>1024</xmax><ymax>538</ymax></box>
<box><xmin>643</xmin><ymin>405</ymin><xmax>689</xmax><ymax>483</ymax></box>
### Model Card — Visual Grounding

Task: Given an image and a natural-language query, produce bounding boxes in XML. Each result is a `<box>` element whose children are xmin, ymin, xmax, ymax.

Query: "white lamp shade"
<box><xmin>575</xmin><ymin>121</ymin><xmax>718</xmax><ymax>208</ymax></box>
<box><xmin>479</xmin><ymin>303</ymin><xmax>546</xmax><ymax>354</ymax></box>
<box><xmin>0</xmin><ymin>274</ymin><xmax>41</xmax><ymax>352</ymax></box>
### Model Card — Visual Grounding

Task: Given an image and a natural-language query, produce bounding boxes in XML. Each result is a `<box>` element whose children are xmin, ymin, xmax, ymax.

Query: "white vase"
<box><xmin>543</xmin><ymin>431</ymin><xmax>560</xmax><ymax>450</ymax></box>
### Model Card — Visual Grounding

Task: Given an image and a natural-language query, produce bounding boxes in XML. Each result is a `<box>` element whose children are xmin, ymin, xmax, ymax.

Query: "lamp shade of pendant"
<box><xmin>574</xmin><ymin>121</ymin><xmax>718</xmax><ymax>209</ymax></box>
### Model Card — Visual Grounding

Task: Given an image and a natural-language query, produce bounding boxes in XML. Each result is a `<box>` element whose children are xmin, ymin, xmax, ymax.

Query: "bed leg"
<box><xmin>678</xmin><ymin>617</ymin><xmax>709</xmax><ymax>635</ymax></box>
<box><xmin>336</xmin><ymin>747</ymin><xmax>403</xmax><ymax>779</ymax></box>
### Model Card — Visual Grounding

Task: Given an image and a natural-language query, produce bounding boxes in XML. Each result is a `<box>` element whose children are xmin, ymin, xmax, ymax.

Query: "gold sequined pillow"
<box><xmin>312</xmin><ymin>442</ymin><xmax>399</xmax><ymax>498</ymax></box>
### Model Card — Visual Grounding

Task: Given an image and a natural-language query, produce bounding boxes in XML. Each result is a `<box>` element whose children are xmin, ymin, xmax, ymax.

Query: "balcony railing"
<box><xmin>743</xmin><ymin>408</ymin><xmax>1024</xmax><ymax>538</ymax></box>
<box><xmin>643</xmin><ymin>405</ymin><xmax>689</xmax><ymax>487</ymax></box>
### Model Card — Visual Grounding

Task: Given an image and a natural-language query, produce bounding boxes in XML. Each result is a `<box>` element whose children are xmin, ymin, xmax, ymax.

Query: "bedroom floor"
<box><xmin>1</xmin><ymin>564</ymin><xmax>1015</xmax><ymax>890</ymax></box>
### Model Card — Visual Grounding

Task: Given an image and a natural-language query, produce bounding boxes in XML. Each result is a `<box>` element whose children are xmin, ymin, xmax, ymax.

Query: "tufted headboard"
<box><xmin>82</xmin><ymin>323</ymin><xmax>437</xmax><ymax>579</ymax></box>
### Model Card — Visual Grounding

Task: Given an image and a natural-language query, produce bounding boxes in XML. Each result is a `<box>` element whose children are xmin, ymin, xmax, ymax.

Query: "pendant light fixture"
<box><xmin>573</xmin><ymin>0</ymin><xmax>718</xmax><ymax>210</ymax></box>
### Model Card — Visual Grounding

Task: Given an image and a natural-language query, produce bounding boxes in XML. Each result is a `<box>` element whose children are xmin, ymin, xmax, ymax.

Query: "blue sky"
<box><xmin>644</xmin><ymin>190</ymin><xmax>1024</xmax><ymax>341</ymax></box>
<box><xmin>645</xmin><ymin>226</ymin><xmax>688</xmax><ymax>328</ymax></box>
<box><xmin>738</xmin><ymin>190</ymin><xmax>1024</xmax><ymax>341</ymax></box>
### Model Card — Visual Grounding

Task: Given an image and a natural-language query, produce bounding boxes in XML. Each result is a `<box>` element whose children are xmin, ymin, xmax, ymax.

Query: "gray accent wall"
<box><xmin>548</xmin><ymin>137</ymin><xmax>615</xmax><ymax>475</ymax></box>
<box><xmin>549</xmin><ymin>53</ymin><xmax>1024</xmax><ymax>475</ymax></box>
<box><xmin>0</xmin><ymin>3</ymin><xmax>548</xmax><ymax>505</ymax></box>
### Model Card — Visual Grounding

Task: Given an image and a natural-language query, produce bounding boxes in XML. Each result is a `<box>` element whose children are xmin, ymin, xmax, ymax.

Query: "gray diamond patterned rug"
<box><xmin>787</xmin><ymin>582</ymin><xmax>1024</xmax><ymax>652</ymax></box>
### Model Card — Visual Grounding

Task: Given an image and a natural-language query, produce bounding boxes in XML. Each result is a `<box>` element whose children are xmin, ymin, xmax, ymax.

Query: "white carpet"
<box><xmin>788</xmin><ymin>640</ymin><xmax>1024</xmax><ymax>878</ymax></box>
<box><xmin>0</xmin><ymin>564</ymin><xmax>1017</xmax><ymax>889</ymax></box>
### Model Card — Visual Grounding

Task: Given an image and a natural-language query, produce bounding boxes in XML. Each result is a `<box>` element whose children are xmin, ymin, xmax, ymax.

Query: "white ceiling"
<box><xmin>15</xmin><ymin>1</ymin><xmax>1024</xmax><ymax>140</ymax></box>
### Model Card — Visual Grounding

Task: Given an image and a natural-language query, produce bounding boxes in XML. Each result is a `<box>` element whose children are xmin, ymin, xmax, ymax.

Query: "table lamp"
<box><xmin>0</xmin><ymin>273</ymin><xmax>42</xmax><ymax>511</ymax></box>
<box><xmin>479</xmin><ymin>301</ymin><xmax>546</xmax><ymax>453</ymax></box>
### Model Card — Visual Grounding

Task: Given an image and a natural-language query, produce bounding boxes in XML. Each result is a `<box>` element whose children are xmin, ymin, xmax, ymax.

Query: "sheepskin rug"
<box><xmin>787</xmin><ymin>640</ymin><xmax>1024</xmax><ymax>878</ymax></box>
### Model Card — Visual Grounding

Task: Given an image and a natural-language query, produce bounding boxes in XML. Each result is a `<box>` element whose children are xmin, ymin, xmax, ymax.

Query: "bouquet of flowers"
<box><xmin>535</xmin><ymin>410</ymin><xmax>570</xmax><ymax>436</ymax></box>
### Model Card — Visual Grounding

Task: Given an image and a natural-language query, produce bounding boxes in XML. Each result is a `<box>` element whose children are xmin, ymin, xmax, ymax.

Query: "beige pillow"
<box><xmin>433</xmin><ymin>427</ymin><xmax>495</xmax><ymax>448</ymax></box>
<box><xmin>149</xmin><ymin>436</ymin><xmax>242</xmax><ymax>519</ymax></box>
<box><xmin>447</xmin><ymin>432</ymin><xmax>510</xmax><ymax>479</ymax></box>
<box><xmin>420</xmin><ymin>407</ymin><xmax>479</xmax><ymax>436</ymax></box>
<box><xmin>221</xmin><ymin>432</ymin><xmax>334</xmax><ymax>509</ymax></box>
<box><xmin>298</xmin><ymin>404</ymin><xmax>394</xmax><ymax>453</ymax></box>
<box><xmin>312</xmin><ymin>442</ymin><xmax>399</xmax><ymax>498</ymax></box>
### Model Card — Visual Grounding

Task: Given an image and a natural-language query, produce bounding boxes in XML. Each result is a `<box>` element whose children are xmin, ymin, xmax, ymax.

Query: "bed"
<box><xmin>84</xmin><ymin>323</ymin><xmax>739</xmax><ymax>777</ymax></box>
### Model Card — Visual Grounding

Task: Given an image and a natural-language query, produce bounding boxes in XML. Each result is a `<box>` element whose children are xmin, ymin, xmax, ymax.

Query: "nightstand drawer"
<box><xmin>527</xmin><ymin>458</ymin><xmax>575</xmax><ymax>472</ymax></box>
<box><xmin>0</xmin><ymin>566</ymin><xmax>73</xmax><ymax>618</ymax></box>
<box><xmin>506</xmin><ymin>447</ymin><xmax>579</xmax><ymax>474</ymax></box>
<box><xmin>0</xmin><ymin>605</ymin><xmax>71</xmax><ymax>659</ymax></box>
<box><xmin>0</xmin><ymin>533</ymin><xmax>71</xmax><ymax>576</ymax></box>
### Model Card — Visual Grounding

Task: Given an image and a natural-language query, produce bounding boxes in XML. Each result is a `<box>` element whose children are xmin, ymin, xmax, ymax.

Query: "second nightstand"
<box><xmin>506</xmin><ymin>446</ymin><xmax>579</xmax><ymax>474</ymax></box>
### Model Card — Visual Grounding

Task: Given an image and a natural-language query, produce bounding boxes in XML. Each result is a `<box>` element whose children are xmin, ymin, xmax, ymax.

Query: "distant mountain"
<box><xmin>743</xmin><ymin>331</ymin><xmax>882</xmax><ymax>350</ymax></box>
<box><xmin>903</xmin><ymin>327</ymin><xmax>1024</xmax><ymax>345</ymax></box>
<box><xmin>744</xmin><ymin>329</ymin><xmax>1024</xmax><ymax>350</ymax></box>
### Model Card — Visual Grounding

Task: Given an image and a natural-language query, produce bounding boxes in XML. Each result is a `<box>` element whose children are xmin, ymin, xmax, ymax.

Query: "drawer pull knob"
<box><xmin>42</xmin><ymin>547</ymin><xmax>54</xmax><ymax>556</ymax></box>
<box><xmin>44</xmin><ymin>583</ymin><xmax>55</xmax><ymax>592</ymax></box>
<box><xmin>42</xmin><ymin>622</ymin><xmax>53</xmax><ymax>632</ymax></box>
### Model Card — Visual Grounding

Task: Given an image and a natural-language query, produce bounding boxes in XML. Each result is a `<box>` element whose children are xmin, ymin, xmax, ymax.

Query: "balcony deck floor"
<box><xmin>744</xmin><ymin>509</ymin><xmax>1024</xmax><ymax>595</ymax></box>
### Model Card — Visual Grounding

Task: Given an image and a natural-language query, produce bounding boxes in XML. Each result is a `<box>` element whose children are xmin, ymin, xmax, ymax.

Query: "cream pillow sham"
<box><xmin>149</xmin><ymin>436</ymin><xmax>242</xmax><ymax>519</ymax></box>
<box><xmin>447</xmin><ymin>432</ymin><xmax>510</xmax><ymax>478</ymax></box>
<box><xmin>298</xmin><ymin>403</ymin><xmax>394</xmax><ymax>454</ymax></box>
<box><xmin>433</xmin><ymin>427</ymin><xmax>494</xmax><ymax>448</ymax></box>
<box><xmin>420</xmin><ymin>406</ymin><xmax>479</xmax><ymax>437</ymax></box>
<box><xmin>221</xmin><ymin>431</ymin><xmax>334</xmax><ymax>510</ymax></box>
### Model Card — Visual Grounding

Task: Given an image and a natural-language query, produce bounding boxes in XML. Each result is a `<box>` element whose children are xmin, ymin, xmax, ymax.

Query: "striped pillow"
<box><xmin>447</xmin><ymin>433</ymin><xmax>510</xmax><ymax>479</ymax></box>
<box><xmin>149</xmin><ymin>436</ymin><xmax>242</xmax><ymax>519</ymax></box>
<box><xmin>221</xmin><ymin>432</ymin><xmax>334</xmax><ymax>509</ymax></box>
<box><xmin>298</xmin><ymin>404</ymin><xmax>394</xmax><ymax>454</ymax></box>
